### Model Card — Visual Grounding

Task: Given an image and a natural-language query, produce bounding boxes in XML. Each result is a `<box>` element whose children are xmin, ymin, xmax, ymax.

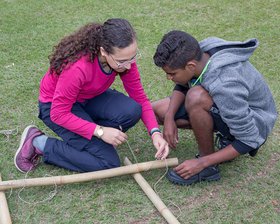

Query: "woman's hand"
<box><xmin>95</xmin><ymin>126</ymin><xmax>127</xmax><ymax>147</ymax></box>
<box><xmin>153</xmin><ymin>134</ymin><xmax>170</xmax><ymax>160</ymax></box>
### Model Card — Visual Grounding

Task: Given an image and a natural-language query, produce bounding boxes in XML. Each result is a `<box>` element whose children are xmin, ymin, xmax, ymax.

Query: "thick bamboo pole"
<box><xmin>0</xmin><ymin>172</ymin><xmax>12</xmax><ymax>224</ymax></box>
<box><xmin>0</xmin><ymin>158</ymin><xmax>178</xmax><ymax>191</ymax></box>
<box><xmin>124</xmin><ymin>157</ymin><xmax>180</xmax><ymax>224</ymax></box>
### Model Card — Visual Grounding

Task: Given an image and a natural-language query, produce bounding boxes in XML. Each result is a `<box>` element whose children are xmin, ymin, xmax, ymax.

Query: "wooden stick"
<box><xmin>0</xmin><ymin>158</ymin><xmax>178</xmax><ymax>191</ymax></box>
<box><xmin>124</xmin><ymin>157</ymin><xmax>180</xmax><ymax>224</ymax></box>
<box><xmin>0</xmin><ymin>172</ymin><xmax>12</xmax><ymax>224</ymax></box>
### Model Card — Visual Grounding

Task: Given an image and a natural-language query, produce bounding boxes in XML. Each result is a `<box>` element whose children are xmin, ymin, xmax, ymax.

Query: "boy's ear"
<box><xmin>185</xmin><ymin>60</ymin><xmax>197</xmax><ymax>72</ymax></box>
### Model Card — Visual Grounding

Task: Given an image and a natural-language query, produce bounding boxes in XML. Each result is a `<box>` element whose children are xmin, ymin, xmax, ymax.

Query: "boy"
<box><xmin>152</xmin><ymin>30</ymin><xmax>277</xmax><ymax>185</ymax></box>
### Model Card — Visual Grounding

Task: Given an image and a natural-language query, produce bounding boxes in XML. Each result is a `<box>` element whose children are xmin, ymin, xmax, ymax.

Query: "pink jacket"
<box><xmin>39</xmin><ymin>55</ymin><xmax>159</xmax><ymax>140</ymax></box>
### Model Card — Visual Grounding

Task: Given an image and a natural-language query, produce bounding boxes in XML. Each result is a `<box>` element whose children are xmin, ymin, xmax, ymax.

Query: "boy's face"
<box><xmin>162</xmin><ymin>65</ymin><xmax>194</xmax><ymax>85</ymax></box>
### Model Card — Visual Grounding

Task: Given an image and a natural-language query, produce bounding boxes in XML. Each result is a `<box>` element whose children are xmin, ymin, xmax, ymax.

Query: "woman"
<box><xmin>14</xmin><ymin>18</ymin><xmax>169</xmax><ymax>173</ymax></box>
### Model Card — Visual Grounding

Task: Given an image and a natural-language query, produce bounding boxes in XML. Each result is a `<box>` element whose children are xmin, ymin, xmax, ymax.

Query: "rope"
<box><xmin>17</xmin><ymin>168</ymin><xmax>57</xmax><ymax>205</ymax></box>
<box><xmin>122</xmin><ymin>125</ymin><xmax>182</xmax><ymax>220</ymax></box>
<box><xmin>0</xmin><ymin>127</ymin><xmax>18</xmax><ymax>142</ymax></box>
<box><xmin>153</xmin><ymin>159</ymin><xmax>182</xmax><ymax>220</ymax></box>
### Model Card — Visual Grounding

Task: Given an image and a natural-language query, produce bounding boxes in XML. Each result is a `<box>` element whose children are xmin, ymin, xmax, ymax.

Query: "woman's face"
<box><xmin>103</xmin><ymin>40</ymin><xmax>139</xmax><ymax>73</ymax></box>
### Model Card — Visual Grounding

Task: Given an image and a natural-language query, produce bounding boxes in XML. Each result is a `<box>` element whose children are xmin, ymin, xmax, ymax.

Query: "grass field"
<box><xmin>0</xmin><ymin>0</ymin><xmax>279</xmax><ymax>223</ymax></box>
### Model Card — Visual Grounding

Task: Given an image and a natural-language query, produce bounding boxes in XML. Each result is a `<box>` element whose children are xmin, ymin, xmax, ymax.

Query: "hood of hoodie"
<box><xmin>199</xmin><ymin>37</ymin><xmax>259</xmax><ymax>70</ymax></box>
<box><xmin>199</xmin><ymin>37</ymin><xmax>259</xmax><ymax>91</ymax></box>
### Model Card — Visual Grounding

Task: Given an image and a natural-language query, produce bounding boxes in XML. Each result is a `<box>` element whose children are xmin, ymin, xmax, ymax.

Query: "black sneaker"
<box><xmin>166</xmin><ymin>164</ymin><xmax>221</xmax><ymax>186</ymax></box>
<box><xmin>215</xmin><ymin>131</ymin><xmax>234</xmax><ymax>163</ymax></box>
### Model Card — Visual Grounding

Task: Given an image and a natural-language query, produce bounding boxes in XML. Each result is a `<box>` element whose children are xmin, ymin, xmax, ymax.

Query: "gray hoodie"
<box><xmin>199</xmin><ymin>37</ymin><xmax>277</xmax><ymax>153</ymax></box>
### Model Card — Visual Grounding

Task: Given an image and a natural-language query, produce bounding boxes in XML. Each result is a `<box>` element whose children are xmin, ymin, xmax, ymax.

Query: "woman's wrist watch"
<box><xmin>96</xmin><ymin>126</ymin><xmax>104</xmax><ymax>138</ymax></box>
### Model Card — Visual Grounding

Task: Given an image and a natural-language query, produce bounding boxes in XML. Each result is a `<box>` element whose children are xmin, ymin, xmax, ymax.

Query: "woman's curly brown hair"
<box><xmin>48</xmin><ymin>18</ymin><xmax>137</xmax><ymax>76</ymax></box>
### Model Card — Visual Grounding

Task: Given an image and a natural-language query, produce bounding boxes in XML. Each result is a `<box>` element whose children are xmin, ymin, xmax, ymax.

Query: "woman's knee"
<box><xmin>120</xmin><ymin>100</ymin><xmax>142</xmax><ymax>125</ymax></box>
<box><xmin>129</xmin><ymin>101</ymin><xmax>142</xmax><ymax>121</ymax></box>
<box><xmin>84</xmin><ymin>143</ymin><xmax>121</xmax><ymax>171</ymax></box>
<box><xmin>99</xmin><ymin>151</ymin><xmax>121</xmax><ymax>170</ymax></box>
<box><xmin>106</xmin><ymin>157</ymin><xmax>121</xmax><ymax>168</ymax></box>
<box><xmin>83</xmin><ymin>158</ymin><xmax>120</xmax><ymax>172</ymax></box>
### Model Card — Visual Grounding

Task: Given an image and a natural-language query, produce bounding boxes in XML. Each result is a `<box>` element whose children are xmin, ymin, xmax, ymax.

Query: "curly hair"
<box><xmin>48</xmin><ymin>18</ymin><xmax>137</xmax><ymax>76</ymax></box>
<box><xmin>153</xmin><ymin>30</ymin><xmax>202</xmax><ymax>70</ymax></box>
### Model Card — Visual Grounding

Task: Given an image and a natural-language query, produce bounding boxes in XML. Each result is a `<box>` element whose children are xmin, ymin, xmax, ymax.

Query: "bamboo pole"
<box><xmin>0</xmin><ymin>158</ymin><xmax>178</xmax><ymax>191</ymax></box>
<box><xmin>0</xmin><ymin>172</ymin><xmax>12</xmax><ymax>224</ymax></box>
<box><xmin>124</xmin><ymin>157</ymin><xmax>180</xmax><ymax>224</ymax></box>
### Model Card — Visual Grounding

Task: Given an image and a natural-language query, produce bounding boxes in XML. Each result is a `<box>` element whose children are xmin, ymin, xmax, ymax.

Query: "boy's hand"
<box><xmin>163</xmin><ymin>116</ymin><xmax>178</xmax><ymax>149</ymax></box>
<box><xmin>173</xmin><ymin>158</ymin><xmax>204</xmax><ymax>179</ymax></box>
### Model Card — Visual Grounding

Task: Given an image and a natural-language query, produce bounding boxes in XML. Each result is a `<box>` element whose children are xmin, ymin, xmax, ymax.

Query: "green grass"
<box><xmin>0</xmin><ymin>0</ymin><xmax>279</xmax><ymax>223</ymax></box>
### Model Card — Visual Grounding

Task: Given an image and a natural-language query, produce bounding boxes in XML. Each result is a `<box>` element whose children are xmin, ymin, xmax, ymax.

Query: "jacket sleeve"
<box><xmin>50</xmin><ymin>67</ymin><xmax>96</xmax><ymax>140</ymax></box>
<box><xmin>120</xmin><ymin>63</ymin><xmax>159</xmax><ymax>134</ymax></box>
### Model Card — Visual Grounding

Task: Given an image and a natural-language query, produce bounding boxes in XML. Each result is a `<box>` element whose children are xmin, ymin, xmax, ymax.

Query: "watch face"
<box><xmin>97</xmin><ymin>127</ymin><xmax>103</xmax><ymax>137</ymax></box>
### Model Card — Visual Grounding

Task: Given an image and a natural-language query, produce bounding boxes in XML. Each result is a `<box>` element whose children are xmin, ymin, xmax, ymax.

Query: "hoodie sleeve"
<box><xmin>210</xmin><ymin>75</ymin><xmax>261</xmax><ymax>153</ymax></box>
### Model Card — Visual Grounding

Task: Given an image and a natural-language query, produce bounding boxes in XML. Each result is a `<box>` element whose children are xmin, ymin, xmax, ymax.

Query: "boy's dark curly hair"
<box><xmin>48</xmin><ymin>18</ymin><xmax>137</xmax><ymax>76</ymax></box>
<box><xmin>153</xmin><ymin>30</ymin><xmax>202</xmax><ymax>70</ymax></box>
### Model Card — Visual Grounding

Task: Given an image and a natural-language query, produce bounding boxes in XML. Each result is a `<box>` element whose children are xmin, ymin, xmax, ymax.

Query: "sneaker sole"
<box><xmin>202</xmin><ymin>173</ymin><xmax>221</xmax><ymax>182</ymax></box>
<box><xmin>168</xmin><ymin>172</ymin><xmax>221</xmax><ymax>186</ymax></box>
<box><xmin>14</xmin><ymin>125</ymin><xmax>36</xmax><ymax>173</ymax></box>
